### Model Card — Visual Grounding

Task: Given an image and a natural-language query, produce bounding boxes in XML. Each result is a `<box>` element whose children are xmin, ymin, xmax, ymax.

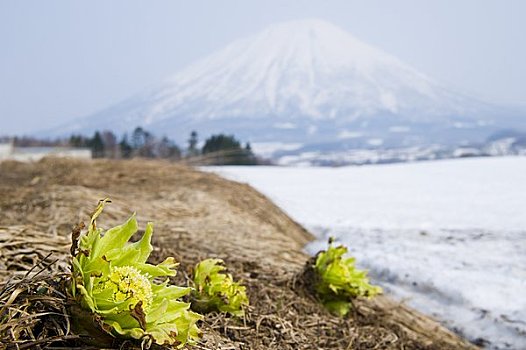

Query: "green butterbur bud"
<box><xmin>313</xmin><ymin>240</ymin><xmax>382</xmax><ymax>317</ymax></box>
<box><xmin>192</xmin><ymin>258</ymin><xmax>249</xmax><ymax>317</ymax></box>
<box><xmin>70</xmin><ymin>199</ymin><xmax>202</xmax><ymax>348</ymax></box>
<box><xmin>95</xmin><ymin>265</ymin><xmax>153</xmax><ymax>309</ymax></box>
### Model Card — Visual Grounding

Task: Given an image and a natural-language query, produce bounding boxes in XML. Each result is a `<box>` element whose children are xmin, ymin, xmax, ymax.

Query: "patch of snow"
<box><xmin>380</xmin><ymin>92</ymin><xmax>399</xmax><ymax>113</ymax></box>
<box><xmin>454</xmin><ymin>122</ymin><xmax>472</xmax><ymax>129</ymax></box>
<box><xmin>477</xmin><ymin>119</ymin><xmax>494</xmax><ymax>126</ymax></box>
<box><xmin>338</xmin><ymin>130</ymin><xmax>363</xmax><ymax>139</ymax></box>
<box><xmin>367</xmin><ymin>138</ymin><xmax>384</xmax><ymax>146</ymax></box>
<box><xmin>307</xmin><ymin>125</ymin><xmax>318</xmax><ymax>135</ymax></box>
<box><xmin>389</xmin><ymin>126</ymin><xmax>410</xmax><ymax>133</ymax></box>
<box><xmin>250</xmin><ymin>142</ymin><xmax>303</xmax><ymax>158</ymax></box>
<box><xmin>273</xmin><ymin>122</ymin><xmax>297</xmax><ymax>129</ymax></box>
<box><xmin>486</xmin><ymin>138</ymin><xmax>517</xmax><ymax>156</ymax></box>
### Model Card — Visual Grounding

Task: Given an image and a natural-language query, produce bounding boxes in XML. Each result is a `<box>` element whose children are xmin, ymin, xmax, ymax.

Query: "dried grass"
<box><xmin>0</xmin><ymin>225</ymin><xmax>70</xmax><ymax>349</ymax></box>
<box><xmin>0</xmin><ymin>226</ymin><xmax>70</xmax><ymax>281</ymax></box>
<box><xmin>0</xmin><ymin>158</ymin><xmax>478</xmax><ymax>349</ymax></box>
<box><xmin>0</xmin><ymin>264</ymin><xmax>73</xmax><ymax>349</ymax></box>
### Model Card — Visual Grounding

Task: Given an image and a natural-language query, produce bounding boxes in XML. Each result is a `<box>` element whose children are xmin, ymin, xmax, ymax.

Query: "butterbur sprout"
<box><xmin>70</xmin><ymin>199</ymin><xmax>202</xmax><ymax>348</ymax></box>
<box><xmin>192</xmin><ymin>258</ymin><xmax>249</xmax><ymax>317</ymax></box>
<box><xmin>312</xmin><ymin>240</ymin><xmax>382</xmax><ymax>317</ymax></box>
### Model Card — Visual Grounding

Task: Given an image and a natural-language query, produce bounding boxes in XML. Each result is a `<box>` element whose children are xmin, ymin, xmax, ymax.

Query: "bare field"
<box><xmin>0</xmin><ymin>158</ymin><xmax>476</xmax><ymax>349</ymax></box>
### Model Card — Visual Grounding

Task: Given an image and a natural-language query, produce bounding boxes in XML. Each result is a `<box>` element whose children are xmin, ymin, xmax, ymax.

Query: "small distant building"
<box><xmin>0</xmin><ymin>141</ymin><xmax>91</xmax><ymax>162</ymax></box>
<box><xmin>0</xmin><ymin>142</ymin><xmax>14</xmax><ymax>160</ymax></box>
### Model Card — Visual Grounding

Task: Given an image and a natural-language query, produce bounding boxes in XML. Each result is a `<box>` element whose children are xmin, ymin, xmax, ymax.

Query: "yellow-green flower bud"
<box><xmin>97</xmin><ymin>266</ymin><xmax>153</xmax><ymax>310</ymax></box>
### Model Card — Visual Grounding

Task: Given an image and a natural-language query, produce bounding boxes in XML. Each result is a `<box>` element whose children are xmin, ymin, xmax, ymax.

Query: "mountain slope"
<box><xmin>54</xmin><ymin>19</ymin><xmax>523</xmax><ymax>151</ymax></box>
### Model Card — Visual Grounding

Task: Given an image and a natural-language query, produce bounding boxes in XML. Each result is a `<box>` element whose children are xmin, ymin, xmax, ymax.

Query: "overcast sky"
<box><xmin>1</xmin><ymin>0</ymin><xmax>525</xmax><ymax>135</ymax></box>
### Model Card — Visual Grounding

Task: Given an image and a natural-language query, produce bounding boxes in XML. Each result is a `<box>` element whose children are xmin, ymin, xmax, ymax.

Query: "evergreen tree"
<box><xmin>187</xmin><ymin>131</ymin><xmax>199</xmax><ymax>156</ymax></box>
<box><xmin>119</xmin><ymin>134</ymin><xmax>133</xmax><ymax>159</ymax></box>
<box><xmin>130</xmin><ymin>127</ymin><xmax>156</xmax><ymax>158</ymax></box>
<box><xmin>131</xmin><ymin>127</ymin><xmax>146</xmax><ymax>150</ymax></box>
<box><xmin>139</xmin><ymin>130</ymin><xmax>155</xmax><ymax>158</ymax></box>
<box><xmin>69</xmin><ymin>134</ymin><xmax>83</xmax><ymax>147</ymax></box>
<box><xmin>89</xmin><ymin>131</ymin><xmax>104</xmax><ymax>158</ymax></box>
<box><xmin>202</xmin><ymin>134</ymin><xmax>257</xmax><ymax>165</ymax></box>
<box><xmin>202</xmin><ymin>134</ymin><xmax>241</xmax><ymax>154</ymax></box>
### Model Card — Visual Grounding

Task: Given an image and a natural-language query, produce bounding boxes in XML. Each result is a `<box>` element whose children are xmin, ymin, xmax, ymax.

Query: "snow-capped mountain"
<box><xmin>54</xmin><ymin>19</ymin><xmax>525</xmax><ymax>156</ymax></box>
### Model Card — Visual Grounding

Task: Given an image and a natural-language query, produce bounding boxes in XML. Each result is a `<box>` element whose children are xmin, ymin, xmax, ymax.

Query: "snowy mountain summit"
<box><xmin>60</xmin><ymin>19</ymin><xmax>524</xmax><ymax>161</ymax></box>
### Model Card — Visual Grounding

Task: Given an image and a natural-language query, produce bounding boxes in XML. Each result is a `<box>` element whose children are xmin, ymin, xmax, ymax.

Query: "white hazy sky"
<box><xmin>1</xmin><ymin>0</ymin><xmax>525</xmax><ymax>134</ymax></box>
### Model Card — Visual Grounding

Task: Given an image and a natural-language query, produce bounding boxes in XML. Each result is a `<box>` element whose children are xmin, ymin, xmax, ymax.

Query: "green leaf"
<box><xmin>92</xmin><ymin>214</ymin><xmax>138</xmax><ymax>260</ymax></box>
<box><xmin>312</xmin><ymin>240</ymin><xmax>382</xmax><ymax>317</ymax></box>
<box><xmin>76</xmin><ymin>284</ymin><xmax>96</xmax><ymax>312</ymax></box>
<box><xmin>104</xmin><ymin>222</ymin><xmax>153</xmax><ymax>266</ymax></box>
<box><xmin>191</xmin><ymin>258</ymin><xmax>249</xmax><ymax>317</ymax></box>
<box><xmin>104</xmin><ymin>319</ymin><xmax>144</xmax><ymax>339</ymax></box>
<box><xmin>152</xmin><ymin>282</ymin><xmax>192</xmax><ymax>300</ymax></box>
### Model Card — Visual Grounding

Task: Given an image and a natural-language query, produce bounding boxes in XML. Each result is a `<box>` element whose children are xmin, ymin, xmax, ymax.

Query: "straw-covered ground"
<box><xmin>0</xmin><ymin>158</ymin><xmax>478</xmax><ymax>350</ymax></box>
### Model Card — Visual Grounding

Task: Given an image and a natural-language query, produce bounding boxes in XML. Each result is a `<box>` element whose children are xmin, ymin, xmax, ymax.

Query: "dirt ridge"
<box><xmin>0</xmin><ymin>158</ymin><xmax>477</xmax><ymax>349</ymax></box>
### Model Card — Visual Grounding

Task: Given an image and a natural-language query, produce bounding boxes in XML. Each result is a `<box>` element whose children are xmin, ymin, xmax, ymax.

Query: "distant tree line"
<box><xmin>2</xmin><ymin>127</ymin><xmax>264</xmax><ymax>165</ymax></box>
<box><xmin>69</xmin><ymin>127</ymin><xmax>182</xmax><ymax>160</ymax></box>
<box><xmin>3</xmin><ymin>136</ymin><xmax>69</xmax><ymax>148</ymax></box>
<box><xmin>198</xmin><ymin>133</ymin><xmax>258</xmax><ymax>165</ymax></box>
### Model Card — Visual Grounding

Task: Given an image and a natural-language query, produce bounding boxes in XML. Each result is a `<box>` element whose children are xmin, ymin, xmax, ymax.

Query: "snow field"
<box><xmin>206</xmin><ymin>157</ymin><xmax>526</xmax><ymax>349</ymax></box>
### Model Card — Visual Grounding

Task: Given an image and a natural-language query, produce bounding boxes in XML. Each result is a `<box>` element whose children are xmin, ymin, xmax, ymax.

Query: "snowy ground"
<box><xmin>206</xmin><ymin>157</ymin><xmax>526</xmax><ymax>349</ymax></box>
